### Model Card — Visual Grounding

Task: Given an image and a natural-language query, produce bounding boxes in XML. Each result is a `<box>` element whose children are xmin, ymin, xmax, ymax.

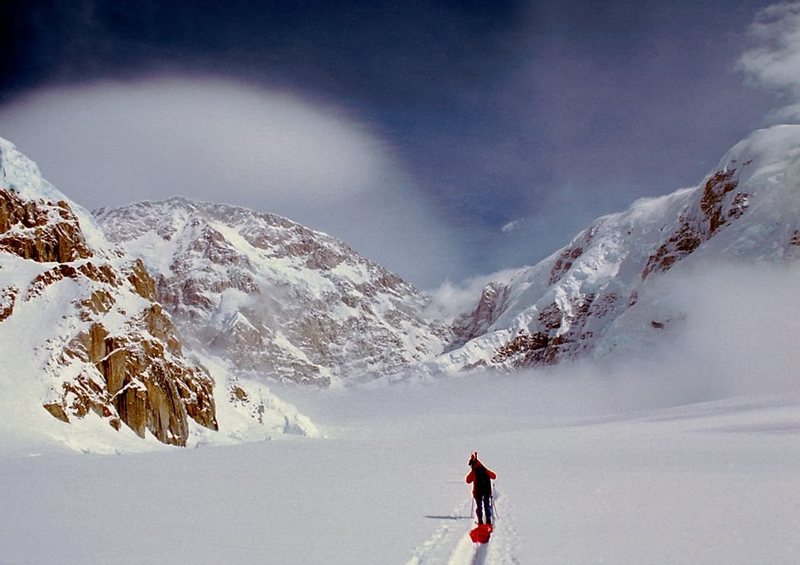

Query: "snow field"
<box><xmin>2</xmin><ymin>371</ymin><xmax>799</xmax><ymax>564</ymax></box>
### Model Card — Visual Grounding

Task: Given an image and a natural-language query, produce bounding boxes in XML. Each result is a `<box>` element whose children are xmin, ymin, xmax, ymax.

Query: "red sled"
<box><xmin>469</xmin><ymin>524</ymin><xmax>493</xmax><ymax>544</ymax></box>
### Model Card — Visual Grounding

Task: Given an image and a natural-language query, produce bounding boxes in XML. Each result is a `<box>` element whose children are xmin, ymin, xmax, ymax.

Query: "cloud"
<box><xmin>466</xmin><ymin>261</ymin><xmax>800</xmax><ymax>420</ymax></box>
<box><xmin>0</xmin><ymin>76</ymin><xmax>462</xmax><ymax>288</ymax></box>
<box><xmin>0</xmin><ymin>77</ymin><xmax>384</xmax><ymax>202</ymax></box>
<box><xmin>586</xmin><ymin>261</ymin><xmax>800</xmax><ymax>408</ymax></box>
<box><xmin>740</xmin><ymin>2</ymin><xmax>800</xmax><ymax>120</ymax></box>
<box><xmin>501</xmin><ymin>220</ymin><xmax>519</xmax><ymax>233</ymax></box>
<box><xmin>424</xmin><ymin>260</ymin><xmax>800</xmax><ymax>414</ymax></box>
<box><xmin>665</xmin><ymin>262</ymin><xmax>800</xmax><ymax>398</ymax></box>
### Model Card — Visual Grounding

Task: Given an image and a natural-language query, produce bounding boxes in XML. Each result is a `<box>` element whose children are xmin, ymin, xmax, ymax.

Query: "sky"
<box><xmin>0</xmin><ymin>0</ymin><xmax>796</xmax><ymax>289</ymax></box>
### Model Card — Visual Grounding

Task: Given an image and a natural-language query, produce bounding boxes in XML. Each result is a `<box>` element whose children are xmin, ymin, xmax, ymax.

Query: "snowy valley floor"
<box><xmin>2</xmin><ymin>370</ymin><xmax>800</xmax><ymax>564</ymax></box>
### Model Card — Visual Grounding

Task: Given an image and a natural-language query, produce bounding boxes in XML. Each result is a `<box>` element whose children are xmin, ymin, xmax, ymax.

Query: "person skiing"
<box><xmin>466</xmin><ymin>451</ymin><xmax>496</xmax><ymax>526</ymax></box>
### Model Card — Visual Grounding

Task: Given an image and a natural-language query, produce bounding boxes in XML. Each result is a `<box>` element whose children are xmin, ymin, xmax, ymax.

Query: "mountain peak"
<box><xmin>96</xmin><ymin>197</ymin><xmax>451</xmax><ymax>386</ymax></box>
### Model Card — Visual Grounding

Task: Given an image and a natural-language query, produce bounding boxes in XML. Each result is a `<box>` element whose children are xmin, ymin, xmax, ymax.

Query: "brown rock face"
<box><xmin>549</xmin><ymin>228</ymin><xmax>596</xmax><ymax>286</ymax></box>
<box><xmin>642</xmin><ymin>167</ymin><xmax>749</xmax><ymax>279</ymax></box>
<box><xmin>0</xmin><ymin>286</ymin><xmax>16</xmax><ymax>321</ymax></box>
<box><xmin>54</xmin><ymin>282</ymin><xmax>219</xmax><ymax>446</ymax></box>
<box><xmin>127</xmin><ymin>258</ymin><xmax>157</xmax><ymax>301</ymax></box>
<box><xmin>492</xmin><ymin>330</ymin><xmax>550</xmax><ymax>364</ymax></box>
<box><xmin>0</xmin><ymin>189</ymin><xmax>92</xmax><ymax>262</ymax></box>
<box><xmin>449</xmin><ymin>282</ymin><xmax>510</xmax><ymax>351</ymax></box>
<box><xmin>492</xmin><ymin>293</ymin><xmax>600</xmax><ymax>367</ymax></box>
<box><xmin>1</xmin><ymin>188</ymin><xmax>218</xmax><ymax>446</ymax></box>
<box><xmin>489</xmin><ymin>226</ymin><xmax>607</xmax><ymax>367</ymax></box>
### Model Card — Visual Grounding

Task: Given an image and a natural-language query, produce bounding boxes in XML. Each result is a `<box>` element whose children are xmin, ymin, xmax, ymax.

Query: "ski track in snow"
<box><xmin>407</xmin><ymin>486</ymin><xmax>519</xmax><ymax>565</ymax></box>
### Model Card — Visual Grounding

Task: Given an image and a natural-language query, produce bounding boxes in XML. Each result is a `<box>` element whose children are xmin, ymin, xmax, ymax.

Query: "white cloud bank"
<box><xmin>667</xmin><ymin>262</ymin><xmax>800</xmax><ymax>399</ymax></box>
<box><xmin>0</xmin><ymin>77</ymin><xmax>462</xmax><ymax>288</ymax></box>
<box><xmin>530</xmin><ymin>261</ymin><xmax>800</xmax><ymax>414</ymax></box>
<box><xmin>740</xmin><ymin>1</ymin><xmax>800</xmax><ymax>120</ymax></box>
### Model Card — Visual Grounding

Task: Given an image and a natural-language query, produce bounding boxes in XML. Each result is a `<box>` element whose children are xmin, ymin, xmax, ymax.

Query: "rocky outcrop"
<box><xmin>491</xmin><ymin>293</ymin><xmax>600</xmax><ymax>366</ymax></box>
<box><xmin>0</xmin><ymin>186</ymin><xmax>218</xmax><ymax>446</ymax></box>
<box><xmin>449</xmin><ymin>282</ymin><xmax>510</xmax><ymax>352</ymax></box>
<box><xmin>0</xmin><ymin>285</ymin><xmax>16</xmax><ymax>321</ymax></box>
<box><xmin>548</xmin><ymin>227</ymin><xmax>596</xmax><ymax>286</ymax></box>
<box><xmin>642</xmin><ymin>166</ymin><xmax>749</xmax><ymax>279</ymax></box>
<box><xmin>0</xmin><ymin>188</ymin><xmax>92</xmax><ymax>262</ymax></box>
<box><xmin>54</xmin><ymin>298</ymin><xmax>218</xmax><ymax>445</ymax></box>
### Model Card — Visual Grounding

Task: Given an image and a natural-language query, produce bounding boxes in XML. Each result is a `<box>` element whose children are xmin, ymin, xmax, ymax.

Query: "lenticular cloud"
<box><xmin>0</xmin><ymin>77</ymin><xmax>388</xmax><ymax>206</ymax></box>
<box><xmin>0</xmin><ymin>76</ymin><xmax>462</xmax><ymax>287</ymax></box>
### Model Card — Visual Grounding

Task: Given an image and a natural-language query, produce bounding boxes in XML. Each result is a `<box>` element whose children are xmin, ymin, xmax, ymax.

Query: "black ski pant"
<box><xmin>475</xmin><ymin>494</ymin><xmax>492</xmax><ymax>525</ymax></box>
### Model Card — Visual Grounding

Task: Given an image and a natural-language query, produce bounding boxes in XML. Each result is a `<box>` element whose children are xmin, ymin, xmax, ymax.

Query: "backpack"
<box><xmin>473</xmin><ymin>464</ymin><xmax>492</xmax><ymax>496</ymax></box>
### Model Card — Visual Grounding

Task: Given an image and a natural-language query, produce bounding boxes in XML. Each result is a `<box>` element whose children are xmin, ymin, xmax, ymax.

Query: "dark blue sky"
<box><xmin>0</xmin><ymin>0</ymin><xmax>785</xmax><ymax>287</ymax></box>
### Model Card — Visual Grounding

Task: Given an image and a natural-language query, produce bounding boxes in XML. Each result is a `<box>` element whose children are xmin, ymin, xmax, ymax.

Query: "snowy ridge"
<box><xmin>89</xmin><ymin>125</ymin><xmax>800</xmax><ymax>381</ymax></box>
<box><xmin>95</xmin><ymin>197</ymin><xmax>451</xmax><ymax>386</ymax></box>
<box><xmin>439</xmin><ymin>125</ymin><xmax>800</xmax><ymax>370</ymax></box>
<box><xmin>0</xmin><ymin>136</ymin><xmax>109</xmax><ymax>253</ymax></box>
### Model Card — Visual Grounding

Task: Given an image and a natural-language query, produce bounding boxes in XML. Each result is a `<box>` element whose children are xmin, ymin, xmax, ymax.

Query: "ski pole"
<box><xmin>491</xmin><ymin>481</ymin><xmax>499</xmax><ymax>521</ymax></box>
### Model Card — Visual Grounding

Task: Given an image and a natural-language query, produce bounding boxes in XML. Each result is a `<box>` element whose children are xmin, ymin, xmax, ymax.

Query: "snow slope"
<box><xmin>440</xmin><ymin>125</ymin><xmax>800</xmax><ymax>372</ymax></box>
<box><xmin>2</xmin><ymin>372</ymin><xmax>799</xmax><ymax>564</ymax></box>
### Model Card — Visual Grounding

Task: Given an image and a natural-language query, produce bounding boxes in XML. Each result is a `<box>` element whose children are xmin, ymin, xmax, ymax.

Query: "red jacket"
<box><xmin>466</xmin><ymin>461</ymin><xmax>496</xmax><ymax>497</ymax></box>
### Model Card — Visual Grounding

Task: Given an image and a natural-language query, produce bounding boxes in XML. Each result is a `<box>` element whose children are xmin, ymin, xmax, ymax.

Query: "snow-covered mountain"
<box><xmin>4</xmin><ymin>122</ymin><xmax>799</xmax><ymax>450</ymax></box>
<box><xmin>93</xmin><ymin>124</ymin><xmax>800</xmax><ymax>384</ymax></box>
<box><xmin>440</xmin><ymin>125</ymin><xmax>800</xmax><ymax>371</ymax></box>
<box><xmin>95</xmin><ymin>198</ymin><xmax>450</xmax><ymax>386</ymax></box>
<box><xmin>0</xmin><ymin>137</ymin><xmax>315</xmax><ymax>450</ymax></box>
